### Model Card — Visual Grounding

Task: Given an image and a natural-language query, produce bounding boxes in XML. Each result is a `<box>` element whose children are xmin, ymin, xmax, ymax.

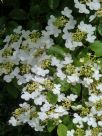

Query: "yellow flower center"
<box><xmin>53</xmin><ymin>16</ymin><xmax>68</xmax><ymax>28</ymax></box>
<box><xmin>20</xmin><ymin>64</ymin><xmax>31</xmax><ymax>75</ymax></box>
<box><xmin>62</xmin><ymin>99</ymin><xmax>71</xmax><ymax>109</ymax></box>
<box><xmin>29</xmin><ymin>31</ymin><xmax>41</xmax><ymax>43</ymax></box>
<box><xmin>26</xmin><ymin>81</ymin><xmax>39</xmax><ymax>93</ymax></box>
<box><xmin>96</xmin><ymin>9</ymin><xmax>102</xmax><ymax>17</ymax></box>
<box><xmin>41</xmin><ymin>59</ymin><xmax>51</xmax><ymax>69</ymax></box>
<box><xmin>72</xmin><ymin>29</ymin><xmax>86</xmax><ymax>42</ymax></box>
<box><xmin>2</xmin><ymin>48</ymin><xmax>13</xmax><ymax>57</ymax></box>
<box><xmin>44</xmin><ymin>80</ymin><xmax>54</xmax><ymax>90</ymax></box>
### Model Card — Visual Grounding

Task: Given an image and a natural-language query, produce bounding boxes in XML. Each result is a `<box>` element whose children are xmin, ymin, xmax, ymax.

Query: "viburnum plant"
<box><xmin>0</xmin><ymin>0</ymin><xmax>102</xmax><ymax>136</ymax></box>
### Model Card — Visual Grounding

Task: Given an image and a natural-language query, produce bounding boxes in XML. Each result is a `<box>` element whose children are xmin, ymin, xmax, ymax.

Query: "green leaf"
<box><xmin>4</xmin><ymin>0</ymin><xmax>19</xmax><ymax>7</ymax></box>
<box><xmin>98</xmin><ymin>23</ymin><xmax>102</xmax><ymax>36</ymax></box>
<box><xmin>98</xmin><ymin>58</ymin><xmax>102</xmax><ymax>72</ymax></box>
<box><xmin>47</xmin><ymin>45</ymin><xmax>66</xmax><ymax>59</ymax></box>
<box><xmin>6</xmin><ymin>21</ymin><xmax>18</xmax><ymax>34</ymax></box>
<box><xmin>4</xmin><ymin>81</ymin><xmax>19</xmax><ymax>99</ymax></box>
<box><xmin>9</xmin><ymin>9</ymin><xmax>27</xmax><ymax>20</ymax></box>
<box><xmin>73</xmin><ymin>48</ymin><xmax>89</xmax><ymax>66</ymax></box>
<box><xmin>0</xmin><ymin>16</ymin><xmax>6</xmax><ymax>26</ymax></box>
<box><xmin>55</xmin><ymin>78</ymin><xmax>70</xmax><ymax>92</ymax></box>
<box><xmin>62</xmin><ymin>115</ymin><xmax>74</xmax><ymax>129</ymax></box>
<box><xmin>0</xmin><ymin>38</ymin><xmax>4</xmax><ymax>46</ymax></box>
<box><xmin>27</xmin><ymin>20</ymin><xmax>41</xmax><ymax>30</ymax></box>
<box><xmin>47</xmin><ymin>92</ymin><xmax>58</xmax><ymax>105</ymax></box>
<box><xmin>90</xmin><ymin>40</ymin><xmax>102</xmax><ymax>57</ymax></box>
<box><xmin>30</xmin><ymin>5</ymin><xmax>40</xmax><ymax>18</ymax></box>
<box><xmin>47</xmin><ymin>120</ymin><xmax>56</xmax><ymax>132</ymax></box>
<box><xmin>82</xmin><ymin>87</ymin><xmax>88</xmax><ymax>101</ymax></box>
<box><xmin>57</xmin><ymin>124</ymin><xmax>67</xmax><ymax>136</ymax></box>
<box><xmin>71</xmin><ymin>84</ymin><xmax>81</xmax><ymax>95</ymax></box>
<box><xmin>48</xmin><ymin>0</ymin><xmax>60</xmax><ymax>9</ymax></box>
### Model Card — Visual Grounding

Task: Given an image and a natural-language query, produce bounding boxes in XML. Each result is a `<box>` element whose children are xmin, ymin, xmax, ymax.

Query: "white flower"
<box><xmin>38</xmin><ymin>112</ymin><xmax>48</xmax><ymax>121</ymax></box>
<box><xmin>21</xmin><ymin>91</ymin><xmax>31</xmax><ymax>101</ymax></box>
<box><xmin>63</xmin><ymin>17</ymin><xmax>77</xmax><ymax>32</ymax></box>
<box><xmin>86</xmin><ymin>0</ymin><xmax>100</xmax><ymax>11</ymax></box>
<box><xmin>41</xmin><ymin>102</ymin><xmax>52</xmax><ymax>112</ymax></box>
<box><xmin>78</xmin><ymin>21</ymin><xmax>95</xmax><ymax>33</ymax></box>
<box><xmin>96</xmin><ymin>83</ymin><xmax>102</xmax><ymax>92</ymax></box>
<box><xmin>51</xmin><ymin>57</ymin><xmax>62</xmax><ymax>68</ymax></box>
<box><xmin>31</xmin><ymin>66</ymin><xmax>49</xmax><ymax>77</ymax></box>
<box><xmin>46</xmin><ymin>15</ymin><xmax>61</xmax><ymax>37</ymax></box>
<box><xmin>34</xmin><ymin>95</ymin><xmax>46</xmax><ymax>105</ymax></box>
<box><xmin>67</xmin><ymin>94</ymin><xmax>78</xmax><ymax>101</ymax></box>
<box><xmin>92</xmin><ymin>70</ymin><xmax>102</xmax><ymax>80</ymax></box>
<box><xmin>13</xmin><ymin>26</ymin><xmax>22</xmax><ymax>34</ymax></box>
<box><xmin>71</xmin><ymin>105</ymin><xmax>82</xmax><ymax>110</ymax></box>
<box><xmin>82</xmin><ymin>77</ymin><xmax>93</xmax><ymax>87</ymax></box>
<box><xmin>85</xmin><ymin>130</ymin><xmax>92</xmax><ymax>136</ymax></box>
<box><xmin>74</xmin><ymin>0</ymin><xmax>100</xmax><ymax>14</ymax></box>
<box><xmin>89</xmin><ymin>94</ymin><xmax>99</xmax><ymax>103</ymax></box>
<box><xmin>67</xmin><ymin>74</ymin><xmax>80</xmax><ymax>84</ymax></box>
<box><xmin>57</xmin><ymin>93</ymin><xmax>65</xmax><ymax>102</ymax></box>
<box><xmin>17</xmin><ymin>75</ymin><xmax>27</xmax><ymax>85</ymax></box>
<box><xmin>98</xmin><ymin>132</ymin><xmax>102</xmax><ymax>136</ymax></box>
<box><xmin>9</xmin><ymin>117</ymin><xmax>18</xmax><ymax>126</ymax></box>
<box><xmin>3</xmin><ymin>35</ymin><xmax>11</xmax><ymax>43</ymax></box>
<box><xmin>41</xmin><ymin>30</ymin><xmax>54</xmax><ymax>49</ymax></box>
<box><xmin>31</xmin><ymin>91</ymin><xmax>41</xmax><ymax>99</ymax></box>
<box><xmin>98</xmin><ymin>121</ymin><xmax>102</xmax><ymax>127</ymax></box>
<box><xmin>3</xmin><ymin>74</ymin><xmax>14</xmax><ymax>83</ymax></box>
<box><xmin>83</xmin><ymin>116</ymin><xmax>97</xmax><ymax>127</ymax></box>
<box><xmin>57</xmin><ymin>68</ymin><xmax>66</xmax><ymax>80</ymax></box>
<box><xmin>52</xmin><ymin>84</ymin><xmax>61</xmax><ymax>95</ymax></box>
<box><xmin>28</xmin><ymin>117</ymin><xmax>44</xmax><ymax>131</ymax></box>
<box><xmin>54</xmin><ymin>105</ymin><xmax>67</xmax><ymax>113</ymax></box>
<box><xmin>61</xmin><ymin>7</ymin><xmax>72</xmax><ymax>18</ymax></box>
<box><xmin>24</xmin><ymin>73</ymin><xmax>33</xmax><ymax>82</ymax></box>
<box><xmin>62</xmin><ymin>54</ymin><xmax>73</xmax><ymax>65</ymax></box>
<box><xmin>18</xmin><ymin>111</ymin><xmax>30</xmax><ymax>123</ymax></box>
<box><xmin>32</xmin><ymin>76</ymin><xmax>44</xmax><ymax>84</ymax></box>
<box><xmin>78</xmin><ymin>21</ymin><xmax>96</xmax><ymax>43</ymax></box>
<box><xmin>22</xmin><ymin>30</ymin><xmax>30</xmax><ymax>39</ymax></box>
<box><xmin>73</xmin><ymin>113</ymin><xmax>83</xmax><ymax>127</ymax></box>
<box><xmin>67</xmin><ymin>129</ymin><xmax>75</xmax><ymax>136</ymax></box>
<box><xmin>89</xmin><ymin>14</ymin><xmax>96</xmax><ymax>22</ymax></box>
<box><xmin>74</xmin><ymin>0</ymin><xmax>90</xmax><ymax>14</ymax></box>
<box><xmin>62</xmin><ymin>31</ymin><xmax>83</xmax><ymax>50</ymax></box>
<box><xmin>19</xmin><ymin>102</ymin><xmax>30</xmax><ymax>109</ymax></box>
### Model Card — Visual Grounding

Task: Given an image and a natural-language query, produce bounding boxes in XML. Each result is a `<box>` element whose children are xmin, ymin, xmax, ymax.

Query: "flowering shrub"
<box><xmin>0</xmin><ymin>0</ymin><xmax>102</xmax><ymax>136</ymax></box>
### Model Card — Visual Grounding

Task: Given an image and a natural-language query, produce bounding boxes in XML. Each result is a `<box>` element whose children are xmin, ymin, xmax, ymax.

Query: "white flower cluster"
<box><xmin>0</xmin><ymin>0</ymin><xmax>102</xmax><ymax>135</ymax></box>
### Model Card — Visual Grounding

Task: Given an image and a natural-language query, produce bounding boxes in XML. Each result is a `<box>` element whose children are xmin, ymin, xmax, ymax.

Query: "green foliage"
<box><xmin>62</xmin><ymin>115</ymin><xmax>74</xmax><ymax>129</ymax></box>
<box><xmin>47</xmin><ymin>120</ymin><xmax>56</xmax><ymax>132</ymax></box>
<box><xmin>71</xmin><ymin>84</ymin><xmax>81</xmax><ymax>95</ymax></box>
<box><xmin>0</xmin><ymin>0</ymin><xmax>72</xmax><ymax>35</ymax></box>
<box><xmin>98</xmin><ymin>22</ymin><xmax>102</xmax><ymax>36</ymax></box>
<box><xmin>9</xmin><ymin>9</ymin><xmax>27</xmax><ymax>20</ymax></box>
<box><xmin>47</xmin><ymin>91</ymin><xmax>58</xmax><ymax>105</ymax></box>
<box><xmin>30</xmin><ymin>5</ymin><xmax>41</xmax><ymax>18</ymax></box>
<box><xmin>48</xmin><ymin>0</ymin><xmax>60</xmax><ymax>9</ymax></box>
<box><xmin>47</xmin><ymin>45</ymin><xmax>68</xmax><ymax>59</ymax></box>
<box><xmin>90</xmin><ymin>40</ymin><xmax>102</xmax><ymax>57</ymax></box>
<box><xmin>97</xmin><ymin>17</ymin><xmax>102</xmax><ymax>36</ymax></box>
<box><xmin>73</xmin><ymin>48</ymin><xmax>89</xmax><ymax>66</ymax></box>
<box><xmin>57</xmin><ymin>124</ymin><xmax>67</xmax><ymax>136</ymax></box>
<box><xmin>55</xmin><ymin>78</ymin><xmax>70</xmax><ymax>92</ymax></box>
